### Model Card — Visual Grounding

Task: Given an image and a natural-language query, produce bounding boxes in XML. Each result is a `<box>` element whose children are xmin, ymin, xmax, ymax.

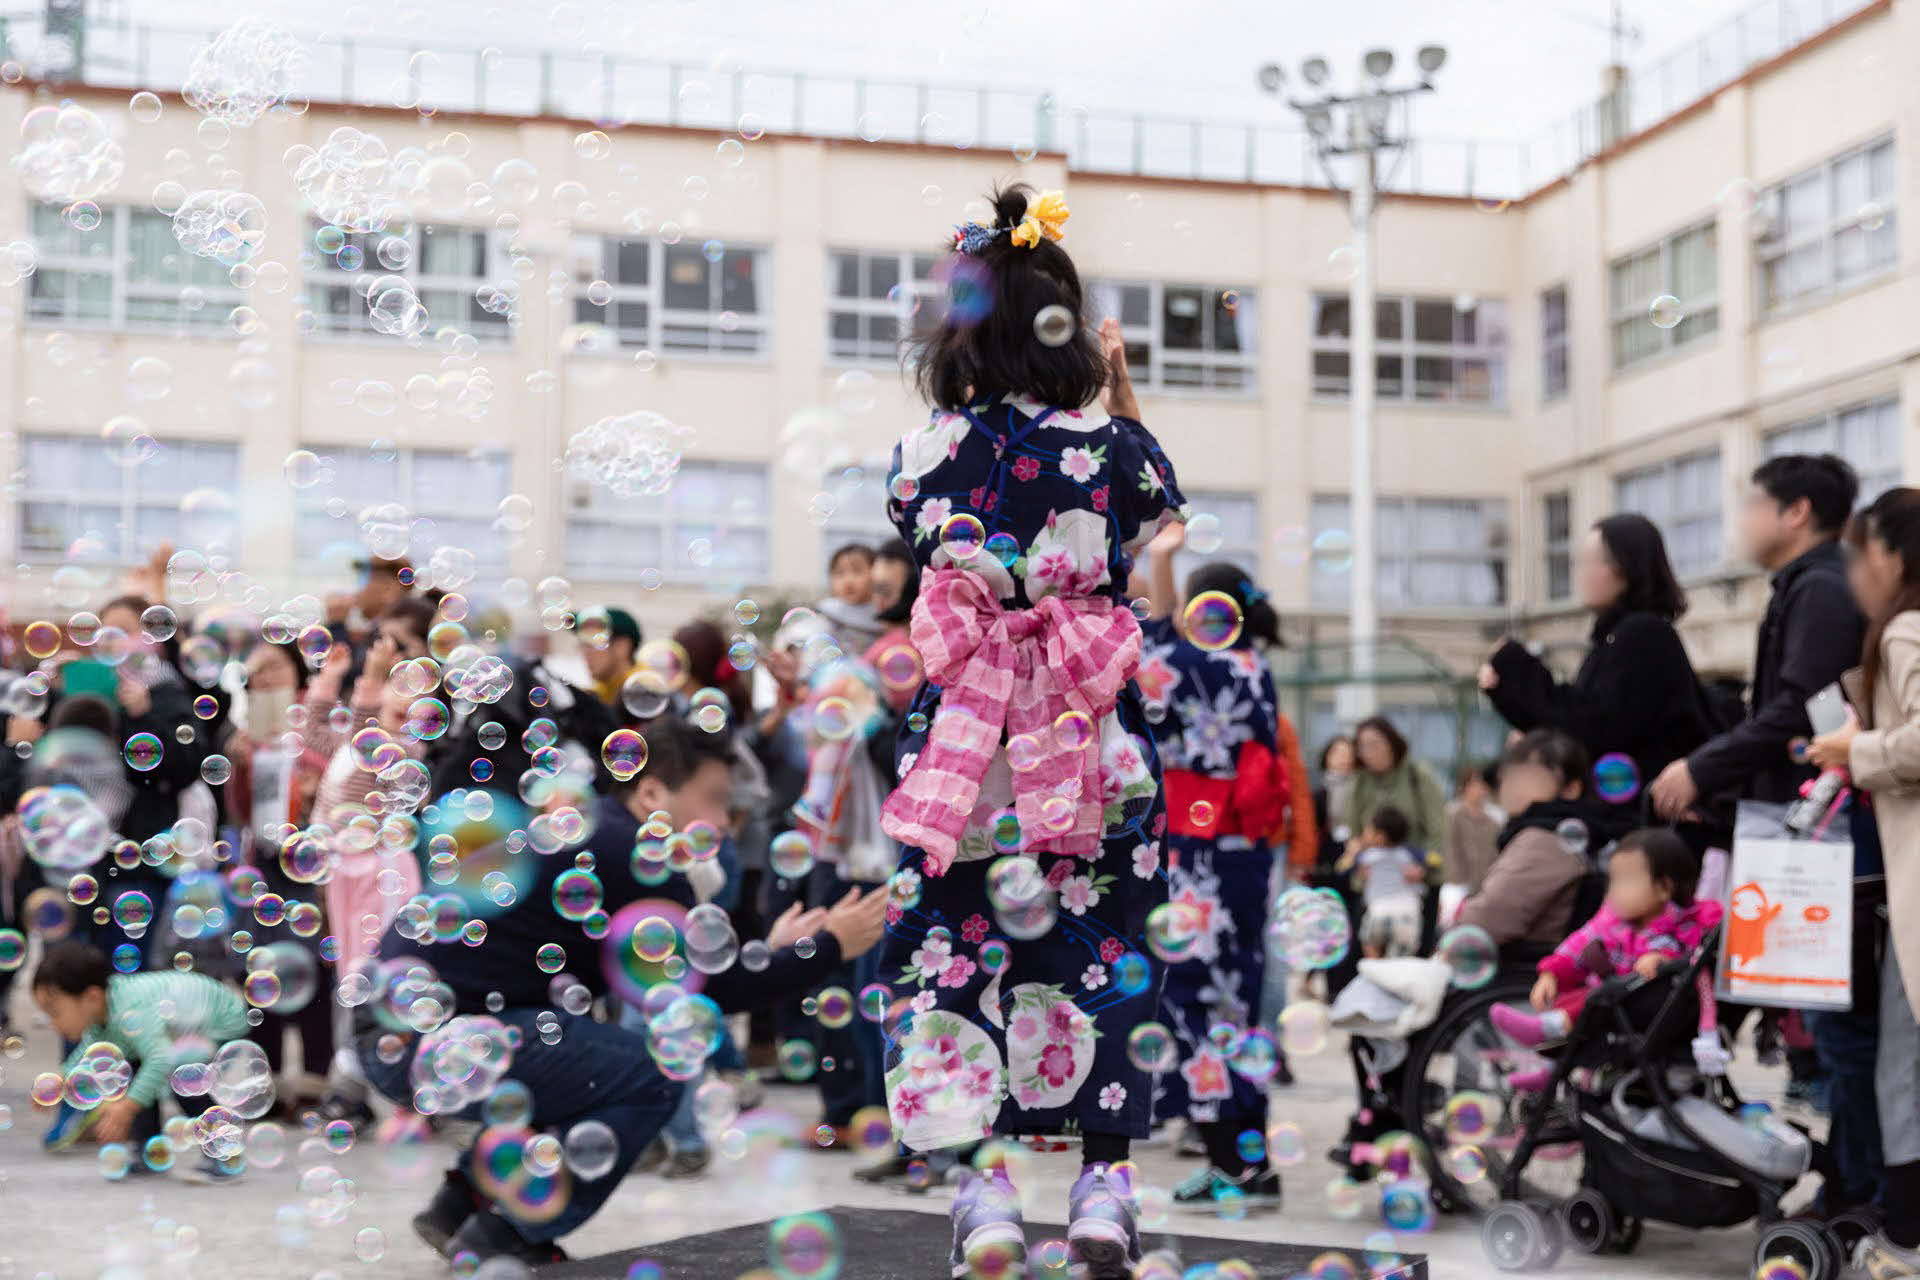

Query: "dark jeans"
<box><xmin>1806</xmin><ymin>1004</ymin><xmax>1885</xmax><ymax>1211</ymax></box>
<box><xmin>357</xmin><ymin>1009</ymin><xmax>681</xmax><ymax>1243</ymax></box>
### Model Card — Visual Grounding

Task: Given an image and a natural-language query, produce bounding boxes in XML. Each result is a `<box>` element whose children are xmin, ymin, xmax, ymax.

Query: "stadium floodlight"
<box><xmin>1417</xmin><ymin>44</ymin><xmax>1448</xmax><ymax>74</ymax></box>
<box><xmin>1363</xmin><ymin>48</ymin><xmax>1394</xmax><ymax>78</ymax></box>
<box><xmin>1301</xmin><ymin>56</ymin><xmax>1330</xmax><ymax>87</ymax></box>
<box><xmin>1257</xmin><ymin>63</ymin><xmax>1285</xmax><ymax>94</ymax></box>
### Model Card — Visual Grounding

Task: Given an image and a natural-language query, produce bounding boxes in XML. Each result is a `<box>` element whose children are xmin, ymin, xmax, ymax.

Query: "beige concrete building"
<box><xmin>0</xmin><ymin>1</ymin><xmax>1908</xmax><ymax>757</ymax></box>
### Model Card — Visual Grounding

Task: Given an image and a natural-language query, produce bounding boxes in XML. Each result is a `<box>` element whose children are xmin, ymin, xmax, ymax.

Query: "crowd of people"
<box><xmin>2</xmin><ymin>182</ymin><xmax>1918</xmax><ymax>1280</ymax></box>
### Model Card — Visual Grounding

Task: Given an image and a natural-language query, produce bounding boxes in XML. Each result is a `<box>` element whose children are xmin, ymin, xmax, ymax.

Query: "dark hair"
<box><xmin>828</xmin><ymin>543</ymin><xmax>875</xmax><ymax>574</ymax></box>
<box><xmin>1614</xmin><ymin>827</ymin><xmax>1700</xmax><ymax>906</ymax></box>
<box><xmin>1454</xmin><ymin>761</ymin><xmax>1490</xmax><ymax>792</ymax></box>
<box><xmin>381</xmin><ymin>596</ymin><xmax>438</xmax><ymax>647</ymax></box>
<box><xmin>874</xmin><ymin>539</ymin><xmax>920</xmax><ymax>627</ymax></box>
<box><xmin>1753</xmin><ymin>453</ymin><xmax>1859</xmax><ymax>537</ymax></box>
<box><xmin>909</xmin><ymin>184</ymin><xmax>1108</xmax><ymax>412</ymax></box>
<box><xmin>1846</xmin><ymin>487</ymin><xmax>1920</xmax><ymax>724</ymax></box>
<box><xmin>1353</xmin><ymin>716</ymin><xmax>1409</xmax><ymax>770</ymax></box>
<box><xmin>50</xmin><ymin>694</ymin><xmax>114</xmax><ymax>736</ymax></box>
<box><xmin>615</xmin><ymin>714</ymin><xmax>734</xmax><ymax>795</ymax></box>
<box><xmin>1499</xmin><ymin>728</ymin><xmax>1590</xmax><ymax>793</ymax></box>
<box><xmin>1593</xmin><ymin>513</ymin><xmax>1689</xmax><ymax>621</ymax></box>
<box><xmin>31</xmin><ymin>938</ymin><xmax>110</xmax><ymax>995</ymax></box>
<box><xmin>672</xmin><ymin>619</ymin><xmax>751</xmax><ymax>724</ymax></box>
<box><xmin>1183</xmin><ymin>562</ymin><xmax>1281</xmax><ymax>649</ymax></box>
<box><xmin>1367</xmin><ymin>804</ymin><xmax>1411</xmax><ymax>846</ymax></box>
<box><xmin>1317</xmin><ymin>735</ymin><xmax>1354</xmax><ymax>773</ymax></box>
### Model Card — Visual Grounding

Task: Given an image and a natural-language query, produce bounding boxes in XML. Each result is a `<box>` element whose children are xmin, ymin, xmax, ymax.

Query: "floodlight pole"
<box><xmin>1262</xmin><ymin>53</ymin><xmax>1443</xmax><ymax>717</ymax></box>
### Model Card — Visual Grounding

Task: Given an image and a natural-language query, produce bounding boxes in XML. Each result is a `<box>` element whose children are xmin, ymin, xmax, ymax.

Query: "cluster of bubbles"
<box><xmin>14</xmin><ymin>103</ymin><xmax>123</xmax><ymax>204</ymax></box>
<box><xmin>564</xmin><ymin>411</ymin><xmax>691</xmax><ymax>499</ymax></box>
<box><xmin>171</xmin><ymin>189</ymin><xmax>269</xmax><ymax>267</ymax></box>
<box><xmin>182</xmin><ymin>19</ymin><xmax>305</xmax><ymax>127</ymax></box>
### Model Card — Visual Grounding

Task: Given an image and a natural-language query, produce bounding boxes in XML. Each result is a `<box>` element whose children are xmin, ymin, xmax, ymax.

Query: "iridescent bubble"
<box><xmin>1278</xmin><ymin>1000</ymin><xmax>1330</xmax><ymax>1056</ymax></box>
<box><xmin>1648</xmin><ymin>294</ymin><xmax>1684</xmax><ymax>330</ymax></box>
<box><xmin>1032</xmin><ymin>304</ymin><xmax>1075</xmax><ymax>347</ymax></box>
<box><xmin>1125</xmin><ymin>1022</ymin><xmax>1176</xmax><ymax>1072</ymax></box>
<box><xmin>1436</xmin><ymin>925</ymin><xmax>1498</xmax><ymax>990</ymax></box>
<box><xmin>1593</xmin><ymin>752</ymin><xmax>1641</xmax><ymax>805</ymax></box>
<box><xmin>938</xmin><ymin>512</ymin><xmax>986</xmax><ymax>562</ymax></box>
<box><xmin>123</xmin><ymin>733</ymin><xmax>164</xmax><ymax>772</ymax></box>
<box><xmin>1183</xmin><ymin>590</ymin><xmax>1243</xmax><ymax>651</ymax></box>
<box><xmin>600</xmin><ymin>729</ymin><xmax>648</xmax><ymax>781</ymax></box>
<box><xmin>769</xmin><ymin>830</ymin><xmax>814</xmax><ymax>881</ymax></box>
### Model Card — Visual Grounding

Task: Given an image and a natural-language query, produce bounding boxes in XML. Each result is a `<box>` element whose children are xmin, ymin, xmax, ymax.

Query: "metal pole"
<box><xmin>1348</xmin><ymin>117</ymin><xmax>1379</xmax><ymax>711</ymax></box>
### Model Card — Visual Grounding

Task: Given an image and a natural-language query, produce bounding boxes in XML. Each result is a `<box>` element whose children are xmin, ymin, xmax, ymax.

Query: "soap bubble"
<box><xmin>1436</xmin><ymin>925</ymin><xmax>1498</xmax><ymax>990</ymax></box>
<box><xmin>1649</xmin><ymin>295</ymin><xmax>1683</xmax><ymax>329</ymax></box>
<box><xmin>1182</xmin><ymin>590</ymin><xmax>1243</xmax><ymax>651</ymax></box>
<box><xmin>1554</xmin><ymin>818</ymin><xmax>1589</xmax><ymax>854</ymax></box>
<box><xmin>1593</xmin><ymin>752</ymin><xmax>1641</xmax><ymax>805</ymax></box>
<box><xmin>183</xmin><ymin>20</ymin><xmax>304</xmax><ymax>127</ymax></box>
<box><xmin>1125</xmin><ymin>1022</ymin><xmax>1176</xmax><ymax>1072</ymax></box>
<box><xmin>171</xmin><ymin>189</ymin><xmax>268</xmax><ymax>266</ymax></box>
<box><xmin>1032</xmin><ymin>304</ymin><xmax>1075</xmax><ymax>347</ymax></box>
<box><xmin>14</xmin><ymin>104</ymin><xmax>124</xmax><ymax>203</ymax></box>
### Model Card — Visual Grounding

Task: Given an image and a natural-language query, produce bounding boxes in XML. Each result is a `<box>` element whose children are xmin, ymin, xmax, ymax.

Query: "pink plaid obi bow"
<box><xmin>880</xmin><ymin>568</ymin><xmax>1142</xmax><ymax>876</ymax></box>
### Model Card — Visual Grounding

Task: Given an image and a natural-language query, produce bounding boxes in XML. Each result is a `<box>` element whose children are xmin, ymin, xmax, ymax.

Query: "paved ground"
<box><xmin>0</xmin><ymin>991</ymin><xmax>1800</xmax><ymax>1280</ymax></box>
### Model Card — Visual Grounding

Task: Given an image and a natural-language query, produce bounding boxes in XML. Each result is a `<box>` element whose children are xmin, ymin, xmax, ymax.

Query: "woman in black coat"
<box><xmin>1479</xmin><ymin>513</ymin><xmax>1718</xmax><ymax>793</ymax></box>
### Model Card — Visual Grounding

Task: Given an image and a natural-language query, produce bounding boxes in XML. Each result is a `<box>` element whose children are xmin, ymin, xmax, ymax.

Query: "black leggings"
<box><xmin>1081</xmin><ymin>1131</ymin><xmax>1130</xmax><ymax>1168</ymax></box>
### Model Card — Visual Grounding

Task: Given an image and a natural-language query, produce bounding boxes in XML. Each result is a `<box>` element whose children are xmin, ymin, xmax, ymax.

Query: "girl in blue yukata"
<box><xmin>1136</xmin><ymin>543</ymin><xmax>1292</xmax><ymax>1213</ymax></box>
<box><xmin>875</xmin><ymin>185</ymin><xmax>1186</xmax><ymax>1279</ymax></box>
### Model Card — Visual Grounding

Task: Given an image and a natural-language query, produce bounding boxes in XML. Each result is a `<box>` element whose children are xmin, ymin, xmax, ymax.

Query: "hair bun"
<box><xmin>990</xmin><ymin>185</ymin><xmax>1032</xmax><ymax>231</ymax></box>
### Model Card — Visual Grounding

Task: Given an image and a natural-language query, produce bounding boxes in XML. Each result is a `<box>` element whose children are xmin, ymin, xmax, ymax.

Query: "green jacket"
<box><xmin>1345</xmin><ymin>758</ymin><xmax>1449</xmax><ymax>867</ymax></box>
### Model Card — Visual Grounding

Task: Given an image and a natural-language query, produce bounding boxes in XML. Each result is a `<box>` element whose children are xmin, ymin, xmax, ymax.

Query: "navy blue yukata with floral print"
<box><xmin>1137</xmin><ymin>616</ymin><xmax>1283</xmax><ymax>1131</ymax></box>
<box><xmin>875</xmin><ymin>394</ymin><xmax>1186</xmax><ymax>1151</ymax></box>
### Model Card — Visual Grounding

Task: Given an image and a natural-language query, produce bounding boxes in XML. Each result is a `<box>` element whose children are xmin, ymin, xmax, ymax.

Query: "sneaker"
<box><xmin>1274</xmin><ymin>1052</ymin><xmax>1296</xmax><ymax>1087</ymax></box>
<box><xmin>1170</xmin><ymin>1165</ymin><xmax>1283</xmax><ymax>1211</ymax></box>
<box><xmin>316</xmin><ymin>1091</ymin><xmax>376</xmax><ymax>1131</ymax></box>
<box><xmin>853</xmin><ymin>1152</ymin><xmax>916</xmax><ymax>1184</ymax></box>
<box><xmin>175</xmin><ymin>1156</ymin><xmax>246</xmax><ymax>1185</ymax></box>
<box><xmin>1855</xmin><ymin>1233</ymin><xmax>1920</xmax><ymax>1279</ymax></box>
<box><xmin>412</xmin><ymin>1169</ymin><xmax>484</xmax><ymax>1257</ymax></box>
<box><xmin>41</xmin><ymin>1102</ymin><xmax>99</xmax><ymax>1153</ymax></box>
<box><xmin>1068</xmin><ymin>1163</ymin><xmax>1142</xmax><ymax>1278</ymax></box>
<box><xmin>445</xmin><ymin>1211</ymin><xmax>569</xmax><ymax>1270</ymax></box>
<box><xmin>633</xmin><ymin>1136</ymin><xmax>670</xmax><ymax>1176</ymax></box>
<box><xmin>949</xmin><ymin>1168</ymin><xmax>1026</xmax><ymax>1279</ymax></box>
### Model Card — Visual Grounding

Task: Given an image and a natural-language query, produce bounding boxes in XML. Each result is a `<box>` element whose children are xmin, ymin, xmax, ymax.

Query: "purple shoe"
<box><xmin>1068</xmin><ymin>1163</ymin><xmax>1141</xmax><ymax>1279</ymax></box>
<box><xmin>950</xmin><ymin>1167</ymin><xmax>1026</xmax><ymax>1279</ymax></box>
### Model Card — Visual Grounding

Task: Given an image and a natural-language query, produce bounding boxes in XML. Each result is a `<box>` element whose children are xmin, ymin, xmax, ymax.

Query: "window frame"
<box><xmin>1308</xmin><ymin>293</ymin><xmax>1510</xmax><ymax>407</ymax></box>
<box><xmin>26</xmin><ymin>203</ymin><xmax>246</xmax><ymax>335</ymax></box>
<box><xmin>1613</xmin><ymin>448</ymin><xmax>1724</xmax><ymax>579</ymax></box>
<box><xmin>304</xmin><ymin>219</ymin><xmax>515</xmax><ymax>344</ymax></box>
<box><xmin>1608</xmin><ymin>219</ymin><xmax>1719</xmax><ymax>371</ymax></box>
<box><xmin>1763</xmin><ymin>395</ymin><xmax>1903</xmax><ymax>502</ymax></box>
<box><xmin>1172</xmin><ymin>489</ymin><xmax>1263</xmax><ymax>583</ymax></box>
<box><xmin>1309</xmin><ymin>492</ymin><xmax>1510</xmax><ymax>611</ymax></box>
<box><xmin>292</xmin><ymin>444</ymin><xmax>513</xmax><ymax>574</ymax></box>
<box><xmin>826</xmin><ymin>248</ymin><xmax>941</xmax><ymax>366</ymax></box>
<box><xmin>1542</xmin><ymin>489</ymin><xmax>1572</xmax><ymax>602</ymax></box>
<box><xmin>565</xmin><ymin>458</ymin><xmax>773</xmax><ymax>584</ymax></box>
<box><xmin>572</xmin><ymin>234</ymin><xmax>771</xmax><ymax>359</ymax></box>
<box><xmin>1540</xmin><ymin>283</ymin><xmax>1569</xmax><ymax>402</ymax></box>
<box><xmin>16</xmin><ymin>431</ymin><xmax>242</xmax><ymax>563</ymax></box>
<box><xmin>1092</xmin><ymin>279</ymin><xmax>1260</xmax><ymax>397</ymax></box>
<box><xmin>1756</xmin><ymin>134</ymin><xmax>1898</xmax><ymax>316</ymax></box>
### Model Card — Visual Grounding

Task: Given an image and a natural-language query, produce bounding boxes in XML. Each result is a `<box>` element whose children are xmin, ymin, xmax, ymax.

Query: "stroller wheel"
<box><xmin>1754</xmin><ymin>1220</ymin><xmax>1841</xmax><ymax>1280</ymax></box>
<box><xmin>1828</xmin><ymin>1207</ymin><xmax>1880</xmax><ymax>1259</ymax></box>
<box><xmin>1483</xmin><ymin>1200</ymin><xmax>1557</xmax><ymax>1273</ymax></box>
<box><xmin>1562</xmin><ymin>1190</ymin><xmax>1614</xmax><ymax>1255</ymax></box>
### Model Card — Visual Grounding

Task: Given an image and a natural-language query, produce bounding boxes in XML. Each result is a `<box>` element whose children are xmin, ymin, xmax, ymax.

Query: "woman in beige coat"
<box><xmin>1808</xmin><ymin>486</ymin><xmax>1920</xmax><ymax>1277</ymax></box>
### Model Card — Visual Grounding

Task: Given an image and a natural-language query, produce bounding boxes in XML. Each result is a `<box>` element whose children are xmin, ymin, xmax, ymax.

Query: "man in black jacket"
<box><xmin>1651</xmin><ymin>453</ymin><xmax>1864</xmax><ymax>812</ymax></box>
<box><xmin>1649</xmin><ymin>451</ymin><xmax>1878</xmax><ymax>1217</ymax></box>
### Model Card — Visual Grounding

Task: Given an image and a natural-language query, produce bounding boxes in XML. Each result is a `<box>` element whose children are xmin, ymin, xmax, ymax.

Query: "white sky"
<box><xmin>110</xmin><ymin>0</ymin><xmax>1759</xmax><ymax>146</ymax></box>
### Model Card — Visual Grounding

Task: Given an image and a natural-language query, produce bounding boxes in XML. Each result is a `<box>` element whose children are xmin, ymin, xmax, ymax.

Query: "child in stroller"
<box><xmin>1489</xmin><ymin>828</ymin><xmax>1722</xmax><ymax>1090</ymax></box>
<box><xmin>1480</xmin><ymin>918</ymin><xmax>1860</xmax><ymax>1278</ymax></box>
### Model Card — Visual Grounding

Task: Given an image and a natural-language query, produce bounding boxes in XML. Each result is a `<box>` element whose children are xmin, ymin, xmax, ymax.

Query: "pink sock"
<box><xmin>1491</xmin><ymin>1004</ymin><xmax>1571</xmax><ymax>1048</ymax></box>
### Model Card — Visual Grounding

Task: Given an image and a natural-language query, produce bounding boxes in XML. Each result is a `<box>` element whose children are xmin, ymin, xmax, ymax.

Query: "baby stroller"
<box><xmin>1458</xmin><ymin>926</ymin><xmax>1866</xmax><ymax>1278</ymax></box>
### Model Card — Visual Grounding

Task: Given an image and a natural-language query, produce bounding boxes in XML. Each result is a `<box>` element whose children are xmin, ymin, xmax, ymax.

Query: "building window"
<box><xmin>1309</xmin><ymin>294</ymin><xmax>1508</xmax><ymax>405</ymax></box>
<box><xmin>567</xmin><ymin>460</ymin><xmax>770</xmax><ymax>583</ymax></box>
<box><xmin>1309</xmin><ymin>494</ymin><xmax>1508</xmax><ymax>609</ymax></box>
<box><xmin>1091</xmin><ymin>281</ymin><xmax>1259</xmax><ymax>394</ymax></box>
<box><xmin>18</xmin><ymin>433</ymin><xmax>241</xmax><ymax>561</ymax></box>
<box><xmin>818</xmin><ymin>459</ymin><xmax>900</xmax><ymax>564</ymax></box>
<box><xmin>1757</xmin><ymin>136</ymin><xmax>1897</xmax><ymax>313</ymax></box>
<box><xmin>1764</xmin><ymin>395</ymin><xmax>1902</xmax><ymax>502</ymax></box>
<box><xmin>1542</xmin><ymin>490</ymin><xmax>1572</xmax><ymax>601</ymax></box>
<box><xmin>306</xmin><ymin>221</ymin><xmax>513</xmax><ymax>341</ymax></box>
<box><xmin>1173</xmin><ymin>490</ymin><xmax>1262</xmax><ymax>583</ymax></box>
<box><xmin>294</xmin><ymin>446</ymin><xmax>512</xmax><ymax>573</ymax></box>
<box><xmin>1609</xmin><ymin>221</ymin><xmax>1718</xmax><ymax>369</ymax></box>
<box><xmin>1614</xmin><ymin>450</ymin><xmax>1722</xmax><ymax>578</ymax></box>
<box><xmin>828</xmin><ymin>250</ymin><xmax>940</xmax><ymax>363</ymax></box>
<box><xmin>26</xmin><ymin>204</ymin><xmax>245</xmax><ymax>333</ymax></box>
<box><xmin>572</xmin><ymin>235</ymin><xmax>769</xmax><ymax>356</ymax></box>
<box><xmin>1541</xmin><ymin>285</ymin><xmax>1569</xmax><ymax>401</ymax></box>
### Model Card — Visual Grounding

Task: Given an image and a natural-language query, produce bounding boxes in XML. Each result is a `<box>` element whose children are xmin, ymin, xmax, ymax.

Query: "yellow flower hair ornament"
<box><xmin>1009</xmin><ymin>190</ymin><xmax>1070</xmax><ymax>249</ymax></box>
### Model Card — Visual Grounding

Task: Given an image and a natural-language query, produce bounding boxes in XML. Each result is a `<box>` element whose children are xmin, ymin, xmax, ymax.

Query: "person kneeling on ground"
<box><xmin>356</xmin><ymin>715</ymin><xmax>888</xmax><ymax>1274</ymax></box>
<box><xmin>32</xmin><ymin>939</ymin><xmax>252</xmax><ymax>1180</ymax></box>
